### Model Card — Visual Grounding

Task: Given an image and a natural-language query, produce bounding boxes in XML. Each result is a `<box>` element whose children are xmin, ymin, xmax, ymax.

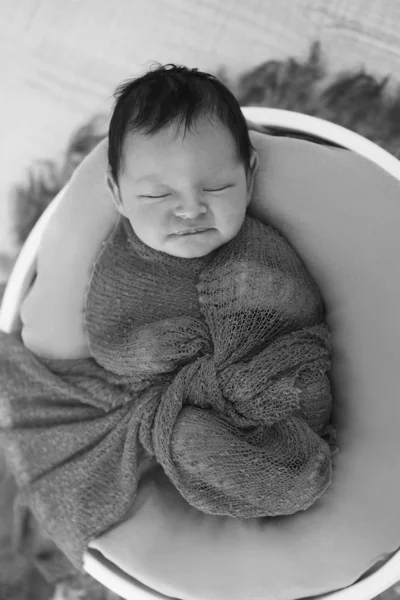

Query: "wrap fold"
<box><xmin>0</xmin><ymin>213</ymin><xmax>335</xmax><ymax>571</ymax></box>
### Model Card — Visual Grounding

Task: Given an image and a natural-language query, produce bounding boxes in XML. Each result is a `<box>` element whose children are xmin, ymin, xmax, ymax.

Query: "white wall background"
<box><xmin>1</xmin><ymin>0</ymin><xmax>400</xmax><ymax>272</ymax></box>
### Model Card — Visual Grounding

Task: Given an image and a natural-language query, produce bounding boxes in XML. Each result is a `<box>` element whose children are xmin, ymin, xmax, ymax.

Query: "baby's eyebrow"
<box><xmin>134</xmin><ymin>174</ymin><xmax>162</xmax><ymax>183</ymax></box>
<box><xmin>134</xmin><ymin>169</ymin><xmax>236</xmax><ymax>184</ymax></box>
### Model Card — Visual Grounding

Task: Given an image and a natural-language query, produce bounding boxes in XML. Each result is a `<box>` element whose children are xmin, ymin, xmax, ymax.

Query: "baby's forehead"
<box><xmin>121</xmin><ymin>126</ymin><xmax>242</xmax><ymax>179</ymax></box>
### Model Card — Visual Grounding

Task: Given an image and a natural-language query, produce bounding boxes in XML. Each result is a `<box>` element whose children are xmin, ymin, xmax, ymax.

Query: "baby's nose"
<box><xmin>174</xmin><ymin>194</ymin><xmax>207</xmax><ymax>218</ymax></box>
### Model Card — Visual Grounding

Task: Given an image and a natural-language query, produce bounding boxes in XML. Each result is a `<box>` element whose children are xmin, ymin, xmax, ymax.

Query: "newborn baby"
<box><xmin>84</xmin><ymin>63</ymin><xmax>335</xmax><ymax>518</ymax></box>
<box><xmin>105</xmin><ymin>71</ymin><xmax>258</xmax><ymax>263</ymax></box>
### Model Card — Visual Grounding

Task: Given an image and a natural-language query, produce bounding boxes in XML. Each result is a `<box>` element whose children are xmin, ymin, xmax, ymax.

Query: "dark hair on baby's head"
<box><xmin>108</xmin><ymin>63</ymin><xmax>253</xmax><ymax>183</ymax></box>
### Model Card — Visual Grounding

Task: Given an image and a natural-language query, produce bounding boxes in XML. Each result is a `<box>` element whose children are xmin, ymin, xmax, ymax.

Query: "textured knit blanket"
<box><xmin>0</xmin><ymin>212</ymin><xmax>335</xmax><ymax>572</ymax></box>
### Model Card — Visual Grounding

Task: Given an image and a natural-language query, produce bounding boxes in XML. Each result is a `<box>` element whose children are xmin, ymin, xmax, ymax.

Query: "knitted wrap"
<box><xmin>0</xmin><ymin>212</ymin><xmax>335</xmax><ymax>573</ymax></box>
<box><xmin>85</xmin><ymin>214</ymin><xmax>335</xmax><ymax>518</ymax></box>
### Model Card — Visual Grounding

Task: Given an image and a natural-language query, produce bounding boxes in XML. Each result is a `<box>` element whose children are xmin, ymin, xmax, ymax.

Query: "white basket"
<box><xmin>2</xmin><ymin>108</ymin><xmax>400</xmax><ymax>600</ymax></box>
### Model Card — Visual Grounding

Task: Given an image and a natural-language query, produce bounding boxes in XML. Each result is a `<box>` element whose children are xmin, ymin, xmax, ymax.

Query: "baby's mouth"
<box><xmin>174</xmin><ymin>228</ymin><xmax>211</xmax><ymax>236</ymax></box>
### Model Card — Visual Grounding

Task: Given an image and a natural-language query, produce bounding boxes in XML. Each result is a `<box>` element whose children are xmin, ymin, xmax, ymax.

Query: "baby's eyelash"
<box><xmin>203</xmin><ymin>185</ymin><xmax>232</xmax><ymax>192</ymax></box>
<box><xmin>141</xmin><ymin>185</ymin><xmax>233</xmax><ymax>199</ymax></box>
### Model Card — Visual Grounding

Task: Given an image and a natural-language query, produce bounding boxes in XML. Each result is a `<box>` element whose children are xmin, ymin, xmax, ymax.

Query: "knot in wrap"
<box><xmin>85</xmin><ymin>214</ymin><xmax>336</xmax><ymax>518</ymax></box>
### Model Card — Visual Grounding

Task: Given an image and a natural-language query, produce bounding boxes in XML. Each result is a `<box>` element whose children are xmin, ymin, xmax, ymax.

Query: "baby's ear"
<box><xmin>246</xmin><ymin>148</ymin><xmax>259</xmax><ymax>204</ymax></box>
<box><xmin>105</xmin><ymin>166</ymin><xmax>127</xmax><ymax>216</ymax></box>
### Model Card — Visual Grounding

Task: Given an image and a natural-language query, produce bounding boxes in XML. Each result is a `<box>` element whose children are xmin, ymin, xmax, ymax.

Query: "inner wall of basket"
<box><xmin>13</xmin><ymin>129</ymin><xmax>397</xmax><ymax>584</ymax></box>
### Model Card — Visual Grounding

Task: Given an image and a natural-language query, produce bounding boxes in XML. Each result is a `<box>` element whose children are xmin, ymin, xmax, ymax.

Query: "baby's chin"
<box><xmin>164</xmin><ymin>244</ymin><xmax>221</xmax><ymax>261</ymax></box>
<box><xmin>167</xmin><ymin>248</ymin><xmax>220</xmax><ymax>262</ymax></box>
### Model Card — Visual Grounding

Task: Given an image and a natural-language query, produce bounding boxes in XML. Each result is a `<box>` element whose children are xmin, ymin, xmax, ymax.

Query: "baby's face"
<box><xmin>107</xmin><ymin>119</ymin><xmax>257</xmax><ymax>259</ymax></box>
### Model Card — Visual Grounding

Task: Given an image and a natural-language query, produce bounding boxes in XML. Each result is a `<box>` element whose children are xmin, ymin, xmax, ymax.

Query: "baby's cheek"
<box><xmin>217</xmin><ymin>199</ymin><xmax>246</xmax><ymax>235</ymax></box>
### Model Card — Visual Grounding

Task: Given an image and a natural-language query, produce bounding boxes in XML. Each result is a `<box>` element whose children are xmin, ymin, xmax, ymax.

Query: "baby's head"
<box><xmin>107</xmin><ymin>63</ymin><xmax>258</xmax><ymax>259</ymax></box>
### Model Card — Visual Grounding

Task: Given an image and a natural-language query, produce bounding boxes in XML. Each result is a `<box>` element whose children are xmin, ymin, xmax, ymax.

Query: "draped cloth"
<box><xmin>0</xmin><ymin>213</ymin><xmax>335</xmax><ymax>572</ymax></box>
